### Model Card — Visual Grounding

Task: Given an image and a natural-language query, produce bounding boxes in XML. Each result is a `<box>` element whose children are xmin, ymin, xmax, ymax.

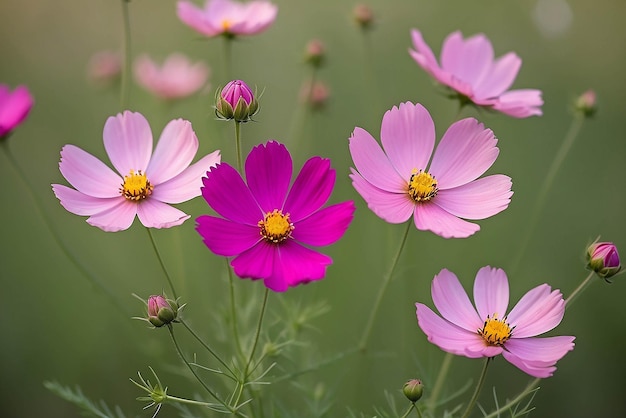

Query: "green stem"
<box><xmin>273</xmin><ymin>347</ymin><xmax>359</xmax><ymax>383</ymax></box>
<box><xmin>226</xmin><ymin>258</ymin><xmax>245</xmax><ymax>361</ymax></box>
<box><xmin>400</xmin><ymin>403</ymin><xmax>416</xmax><ymax>418</ymax></box>
<box><xmin>482</xmin><ymin>378</ymin><xmax>540</xmax><ymax>418</ymax></box>
<box><xmin>565</xmin><ymin>271</ymin><xmax>595</xmax><ymax>308</ymax></box>
<box><xmin>358</xmin><ymin>221</ymin><xmax>411</xmax><ymax>352</ymax></box>
<box><xmin>234</xmin><ymin>121</ymin><xmax>243</xmax><ymax>174</ymax></box>
<box><xmin>428</xmin><ymin>352</ymin><xmax>454</xmax><ymax>413</ymax></box>
<box><xmin>120</xmin><ymin>0</ymin><xmax>132</xmax><ymax>109</ymax></box>
<box><xmin>460</xmin><ymin>358</ymin><xmax>491</xmax><ymax>418</ymax></box>
<box><xmin>179</xmin><ymin>318</ymin><xmax>236</xmax><ymax>378</ymax></box>
<box><xmin>145</xmin><ymin>228</ymin><xmax>177</xmax><ymax>299</ymax></box>
<box><xmin>165</xmin><ymin>394</ymin><xmax>221</xmax><ymax>407</ymax></box>
<box><xmin>222</xmin><ymin>36</ymin><xmax>233</xmax><ymax>81</ymax></box>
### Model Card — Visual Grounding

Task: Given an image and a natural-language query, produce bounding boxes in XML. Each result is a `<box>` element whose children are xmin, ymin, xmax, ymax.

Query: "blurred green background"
<box><xmin>1</xmin><ymin>0</ymin><xmax>625</xmax><ymax>417</ymax></box>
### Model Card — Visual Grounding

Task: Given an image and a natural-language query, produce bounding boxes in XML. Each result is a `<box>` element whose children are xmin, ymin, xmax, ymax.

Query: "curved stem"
<box><xmin>179</xmin><ymin>318</ymin><xmax>236</xmax><ymax>378</ymax></box>
<box><xmin>565</xmin><ymin>271</ymin><xmax>595</xmax><ymax>308</ymax></box>
<box><xmin>400</xmin><ymin>403</ymin><xmax>416</xmax><ymax>418</ymax></box>
<box><xmin>234</xmin><ymin>121</ymin><xmax>243</xmax><ymax>174</ymax></box>
<box><xmin>483</xmin><ymin>377</ymin><xmax>540</xmax><ymax>418</ymax></box>
<box><xmin>245</xmin><ymin>288</ymin><xmax>269</xmax><ymax>378</ymax></box>
<box><xmin>226</xmin><ymin>258</ymin><xmax>245</xmax><ymax>360</ymax></box>
<box><xmin>120</xmin><ymin>0</ymin><xmax>132</xmax><ymax>109</ymax></box>
<box><xmin>358</xmin><ymin>221</ymin><xmax>411</xmax><ymax>352</ymax></box>
<box><xmin>428</xmin><ymin>352</ymin><xmax>454</xmax><ymax>413</ymax></box>
<box><xmin>145</xmin><ymin>228</ymin><xmax>177</xmax><ymax>299</ymax></box>
<box><xmin>460</xmin><ymin>358</ymin><xmax>491</xmax><ymax>418</ymax></box>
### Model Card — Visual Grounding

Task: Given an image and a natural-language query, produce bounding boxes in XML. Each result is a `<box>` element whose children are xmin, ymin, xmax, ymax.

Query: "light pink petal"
<box><xmin>473</xmin><ymin>266</ymin><xmax>509</xmax><ymax>321</ymax></box>
<box><xmin>270</xmin><ymin>240</ymin><xmax>332</xmax><ymax>290</ymax></box>
<box><xmin>408</xmin><ymin>29</ymin><xmax>442</xmax><ymax>78</ymax></box>
<box><xmin>231</xmin><ymin>241</ymin><xmax>275</xmax><ymax>287</ymax></box>
<box><xmin>292</xmin><ymin>201</ymin><xmax>355</xmax><ymax>246</ymax></box>
<box><xmin>239</xmin><ymin>1</ymin><xmax>278</xmax><ymax>35</ymax></box>
<box><xmin>503</xmin><ymin>336</ymin><xmax>575</xmax><ymax>378</ymax></box>
<box><xmin>153</xmin><ymin>150</ymin><xmax>220</xmax><ymax>204</ymax></box>
<box><xmin>245</xmin><ymin>141</ymin><xmax>292</xmax><ymax>213</ymax></box>
<box><xmin>493</xmin><ymin>89</ymin><xmax>543</xmax><ymax>118</ymax></box>
<box><xmin>431</xmin><ymin>269</ymin><xmax>482</xmax><ymax>332</ymax></box>
<box><xmin>58</xmin><ymin>145</ymin><xmax>122</xmax><ymax>198</ymax></box>
<box><xmin>350</xmin><ymin>170</ymin><xmax>414</xmax><ymax>224</ymax></box>
<box><xmin>52</xmin><ymin>184</ymin><xmax>121</xmax><ymax>216</ymax></box>
<box><xmin>474</xmin><ymin>52</ymin><xmax>521</xmax><ymax>99</ymax></box>
<box><xmin>196</xmin><ymin>214</ymin><xmax>260</xmax><ymax>256</ymax></box>
<box><xmin>441</xmin><ymin>32</ymin><xmax>493</xmax><ymax>88</ymax></box>
<box><xmin>136</xmin><ymin>199</ymin><xmax>190</xmax><ymax>229</ymax></box>
<box><xmin>146</xmin><ymin>119</ymin><xmax>198</xmax><ymax>184</ymax></box>
<box><xmin>380</xmin><ymin>102</ymin><xmax>435</xmax><ymax>178</ymax></box>
<box><xmin>177</xmin><ymin>1</ymin><xmax>221</xmax><ymax>37</ymax></box>
<box><xmin>85</xmin><ymin>200</ymin><xmax>138</xmax><ymax>232</ymax></box>
<box><xmin>103</xmin><ymin>111</ymin><xmax>153</xmax><ymax>175</ymax></box>
<box><xmin>435</xmin><ymin>175</ymin><xmax>512</xmax><ymax>220</ymax></box>
<box><xmin>349</xmin><ymin>127</ymin><xmax>407</xmax><ymax>193</ymax></box>
<box><xmin>507</xmin><ymin>284</ymin><xmax>566</xmax><ymax>338</ymax></box>
<box><xmin>413</xmin><ymin>202</ymin><xmax>480</xmax><ymax>238</ymax></box>
<box><xmin>284</xmin><ymin>156</ymin><xmax>334</xmax><ymax>222</ymax></box>
<box><xmin>429</xmin><ymin>118</ymin><xmax>499</xmax><ymax>189</ymax></box>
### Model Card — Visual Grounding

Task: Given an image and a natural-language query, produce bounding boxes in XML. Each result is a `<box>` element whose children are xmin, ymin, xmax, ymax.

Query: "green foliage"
<box><xmin>43</xmin><ymin>381</ymin><xmax>127</xmax><ymax>418</ymax></box>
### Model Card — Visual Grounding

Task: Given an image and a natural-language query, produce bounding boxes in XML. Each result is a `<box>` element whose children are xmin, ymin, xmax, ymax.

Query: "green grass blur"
<box><xmin>1</xmin><ymin>0</ymin><xmax>625</xmax><ymax>417</ymax></box>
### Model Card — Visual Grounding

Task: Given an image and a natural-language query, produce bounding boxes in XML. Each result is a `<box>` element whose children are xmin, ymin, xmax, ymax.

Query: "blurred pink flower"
<box><xmin>134</xmin><ymin>53</ymin><xmax>209</xmax><ymax>100</ymax></box>
<box><xmin>349</xmin><ymin>102</ymin><xmax>512</xmax><ymax>238</ymax></box>
<box><xmin>415</xmin><ymin>267</ymin><xmax>575</xmax><ymax>378</ymax></box>
<box><xmin>0</xmin><ymin>84</ymin><xmax>34</xmax><ymax>138</ymax></box>
<box><xmin>177</xmin><ymin>0</ymin><xmax>278</xmax><ymax>38</ymax></box>
<box><xmin>299</xmin><ymin>79</ymin><xmax>330</xmax><ymax>110</ymax></box>
<box><xmin>196</xmin><ymin>141</ymin><xmax>355</xmax><ymax>292</ymax></box>
<box><xmin>87</xmin><ymin>50</ymin><xmax>122</xmax><ymax>86</ymax></box>
<box><xmin>52</xmin><ymin>111</ymin><xmax>220</xmax><ymax>232</ymax></box>
<box><xmin>409</xmin><ymin>30</ymin><xmax>543</xmax><ymax>118</ymax></box>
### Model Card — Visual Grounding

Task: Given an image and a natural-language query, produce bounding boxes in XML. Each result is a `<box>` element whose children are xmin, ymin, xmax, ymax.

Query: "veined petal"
<box><xmin>292</xmin><ymin>201</ymin><xmax>355</xmax><ymax>246</ymax></box>
<box><xmin>52</xmin><ymin>184</ymin><xmax>121</xmax><ymax>216</ymax></box>
<box><xmin>409</xmin><ymin>29</ymin><xmax>442</xmax><ymax>79</ymax></box>
<box><xmin>493</xmin><ymin>89</ymin><xmax>544</xmax><ymax>118</ymax></box>
<box><xmin>284</xmin><ymin>156</ymin><xmax>334</xmax><ymax>221</ymax></box>
<box><xmin>196</xmin><ymin>215</ymin><xmax>260</xmax><ymax>256</ymax></box>
<box><xmin>505</xmin><ymin>336</ymin><xmax>575</xmax><ymax>363</ymax></box>
<box><xmin>474</xmin><ymin>52</ymin><xmax>521</xmax><ymax>99</ymax></box>
<box><xmin>350</xmin><ymin>170</ymin><xmax>414</xmax><ymax>224</ymax></box>
<box><xmin>431</xmin><ymin>269</ymin><xmax>482</xmax><ymax>332</ymax></box>
<box><xmin>413</xmin><ymin>202</ymin><xmax>480</xmax><ymax>238</ymax></box>
<box><xmin>245</xmin><ymin>141</ymin><xmax>292</xmax><ymax>213</ymax></box>
<box><xmin>136</xmin><ymin>199</ymin><xmax>190</xmax><ymax>229</ymax></box>
<box><xmin>502</xmin><ymin>351</ymin><xmax>557</xmax><ymax>378</ymax></box>
<box><xmin>147</xmin><ymin>119</ymin><xmax>198</xmax><ymax>184</ymax></box>
<box><xmin>507</xmin><ymin>284</ymin><xmax>566</xmax><ymax>338</ymax></box>
<box><xmin>58</xmin><ymin>145</ymin><xmax>122</xmax><ymax>198</ymax></box>
<box><xmin>231</xmin><ymin>241</ymin><xmax>276</xmax><ymax>287</ymax></box>
<box><xmin>473</xmin><ymin>266</ymin><xmax>509</xmax><ymax>321</ymax></box>
<box><xmin>269</xmin><ymin>240</ymin><xmax>332</xmax><ymax>291</ymax></box>
<box><xmin>435</xmin><ymin>175</ymin><xmax>512</xmax><ymax>220</ymax></box>
<box><xmin>86</xmin><ymin>200</ymin><xmax>137</xmax><ymax>232</ymax></box>
<box><xmin>441</xmin><ymin>32</ymin><xmax>493</xmax><ymax>88</ymax></box>
<box><xmin>103</xmin><ymin>111</ymin><xmax>153</xmax><ymax>175</ymax></box>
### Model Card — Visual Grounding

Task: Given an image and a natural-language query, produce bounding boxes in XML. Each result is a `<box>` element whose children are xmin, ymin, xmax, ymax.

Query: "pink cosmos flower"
<box><xmin>415</xmin><ymin>267</ymin><xmax>575</xmax><ymax>378</ymax></box>
<box><xmin>409</xmin><ymin>30</ymin><xmax>543</xmax><ymax>118</ymax></box>
<box><xmin>196</xmin><ymin>141</ymin><xmax>355</xmax><ymax>292</ymax></box>
<box><xmin>134</xmin><ymin>53</ymin><xmax>209</xmax><ymax>100</ymax></box>
<box><xmin>52</xmin><ymin>111</ymin><xmax>220</xmax><ymax>232</ymax></box>
<box><xmin>349</xmin><ymin>102</ymin><xmax>512</xmax><ymax>238</ymax></box>
<box><xmin>0</xmin><ymin>84</ymin><xmax>34</xmax><ymax>138</ymax></box>
<box><xmin>177</xmin><ymin>0</ymin><xmax>278</xmax><ymax>38</ymax></box>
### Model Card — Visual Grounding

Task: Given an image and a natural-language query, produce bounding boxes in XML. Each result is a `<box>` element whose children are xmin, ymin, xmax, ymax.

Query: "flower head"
<box><xmin>587</xmin><ymin>241</ymin><xmax>621</xmax><ymax>280</ymax></box>
<box><xmin>196</xmin><ymin>141</ymin><xmax>355</xmax><ymax>292</ymax></box>
<box><xmin>134</xmin><ymin>53</ymin><xmax>209</xmax><ymax>100</ymax></box>
<box><xmin>0</xmin><ymin>84</ymin><xmax>34</xmax><ymax>139</ymax></box>
<box><xmin>409</xmin><ymin>30</ymin><xmax>543</xmax><ymax>118</ymax></box>
<box><xmin>415</xmin><ymin>267</ymin><xmax>575</xmax><ymax>378</ymax></box>
<box><xmin>349</xmin><ymin>102</ymin><xmax>512</xmax><ymax>238</ymax></box>
<box><xmin>52</xmin><ymin>111</ymin><xmax>220</xmax><ymax>232</ymax></box>
<box><xmin>353</xmin><ymin>4</ymin><xmax>375</xmax><ymax>30</ymax></box>
<box><xmin>304</xmin><ymin>39</ymin><xmax>326</xmax><ymax>68</ymax></box>
<box><xmin>87</xmin><ymin>50</ymin><xmax>122</xmax><ymax>86</ymax></box>
<box><xmin>177</xmin><ymin>0</ymin><xmax>278</xmax><ymax>38</ymax></box>
<box><xmin>215</xmin><ymin>79</ymin><xmax>259</xmax><ymax>122</ymax></box>
<box><xmin>575</xmin><ymin>89</ymin><xmax>597</xmax><ymax>118</ymax></box>
<box><xmin>147</xmin><ymin>295</ymin><xmax>179</xmax><ymax>327</ymax></box>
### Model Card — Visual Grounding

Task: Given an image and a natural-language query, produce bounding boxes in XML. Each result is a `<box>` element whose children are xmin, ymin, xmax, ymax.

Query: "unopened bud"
<box><xmin>147</xmin><ymin>295</ymin><xmax>179</xmax><ymax>327</ymax></box>
<box><xmin>587</xmin><ymin>241</ymin><xmax>621</xmax><ymax>280</ymax></box>
<box><xmin>403</xmin><ymin>379</ymin><xmax>424</xmax><ymax>403</ymax></box>
<box><xmin>305</xmin><ymin>39</ymin><xmax>326</xmax><ymax>68</ymax></box>
<box><xmin>215</xmin><ymin>79</ymin><xmax>259</xmax><ymax>123</ymax></box>
<box><xmin>353</xmin><ymin>4</ymin><xmax>375</xmax><ymax>30</ymax></box>
<box><xmin>575</xmin><ymin>89</ymin><xmax>597</xmax><ymax>117</ymax></box>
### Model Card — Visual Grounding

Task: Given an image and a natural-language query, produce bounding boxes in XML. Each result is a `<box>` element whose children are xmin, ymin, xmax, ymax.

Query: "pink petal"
<box><xmin>153</xmin><ymin>150</ymin><xmax>220</xmax><ymax>204</ymax></box>
<box><xmin>146</xmin><ymin>119</ymin><xmax>198</xmax><ymax>184</ymax></box>
<box><xmin>52</xmin><ymin>184</ymin><xmax>121</xmax><ymax>216</ymax></box>
<box><xmin>413</xmin><ymin>202</ymin><xmax>480</xmax><ymax>238</ymax></box>
<box><xmin>350</xmin><ymin>170</ymin><xmax>414</xmax><ymax>224</ymax></box>
<box><xmin>177</xmin><ymin>1</ymin><xmax>220</xmax><ymax>37</ymax></box>
<box><xmin>408</xmin><ymin>29</ymin><xmax>442</xmax><ymax>79</ymax></box>
<box><xmin>292</xmin><ymin>201</ymin><xmax>355</xmax><ymax>246</ymax></box>
<box><xmin>136</xmin><ymin>199</ymin><xmax>190</xmax><ymax>228</ymax></box>
<box><xmin>0</xmin><ymin>85</ymin><xmax>33</xmax><ymax>135</ymax></box>
<box><xmin>86</xmin><ymin>200</ymin><xmax>138</xmax><ymax>232</ymax></box>
<box><xmin>284</xmin><ymin>156</ymin><xmax>334</xmax><ymax>222</ymax></box>
<box><xmin>58</xmin><ymin>145</ymin><xmax>122</xmax><ymax>198</ymax></box>
<box><xmin>493</xmin><ymin>89</ymin><xmax>543</xmax><ymax>118</ymax></box>
<box><xmin>196</xmin><ymin>215</ymin><xmax>260</xmax><ymax>256</ymax></box>
<box><xmin>441</xmin><ymin>32</ymin><xmax>493</xmax><ymax>89</ymax></box>
<box><xmin>503</xmin><ymin>336</ymin><xmax>575</xmax><ymax>378</ymax></box>
<box><xmin>473</xmin><ymin>266</ymin><xmax>509</xmax><ymax>321</ymax></box>
<box><xmin>431</xmin><ymin>269</ymin><xmax>482</xmax><ymax>332</ymax></box>
<box><xmin>270</xmin><ymin>240</ymin><xmax>332</xmax><ymax>290</ymax></box>
<box><xmin>435</xmin><ymin>175</ymin><xmax>512</xmax><ymax>220</ymax></box>
<box><xmin>245</xmin><ymin>141</ymin><xmax>292</xmax><ymax>213</ymax></box>
<box><xmin>201</xmin><ymin>162</ymin><xmax>262</xmax><ymax>226</ymax></box>
<box><xmin>380</xmin><ymin>102</ymin><xmax>435</xmax><ymax>178</ymax></box>
<box><xmin>429</xmin><ymin>118</ymin><xmax>499</xmax><ymax>189</ymax></box>
<box><xmin>231</xmin><ymin>240</ymin><xmax>276</xmax><ymax>286</ymax></box>
<box><xmin>103</xmin><ymin>111</ymin><xmax>153</xmax><ymax>175</ymax></box>
<box><xmin>349</xmin><ymin>127</ymin><xmax>407</xmax><ymax>193</ymax></box>
<box><xmin>239</xmin><ymin>1</ymin><xmax>278</xmax><ymax>35</ymax></box>
<box><xmin>474</xmin><ymin>52</ymin><xmax>521</xmax><ymax>99</ymax></box>
<box><xmin>507</xmin><ymin>284</ymin><xmax>566</xmax><ymax>338</ymax></box>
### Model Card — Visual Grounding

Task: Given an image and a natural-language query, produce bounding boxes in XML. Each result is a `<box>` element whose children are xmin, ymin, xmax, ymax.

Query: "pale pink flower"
<box><xmin>0</xmin><ymin>84</ymin><xmax>34</xmax><ymax>138</ymax></box>
<box><xmin>87</xmin><ymin>50</ymin><xmax>122</xmax><ymax>86</ymax></box>
<box><xmin>416</xmin><ymin>267</ymin><xmax>575</xmax><ymax>378</ymax></box>
<box><xmin>134</xmin><ymin>53</ymin><xmax>209</xmax><ymax>100</ymax></box>
<box><xmin>177</xmin><ymin>0</ymin><xmax>278</xmax><ymax>38</ymax></box>
<box><xmin>409</xmin><ymin>30</ymin><xmax>543</xmax><ymax>118</ymax></box>
<box><xmin>349</xmin><ymin>102</ymin><xmax>512</xmax><ymax>238</ymax></box>
<box><xmin>52</xmin><ymin>111</ymin><xmax>220</xmax><ymax>232</ymax></box>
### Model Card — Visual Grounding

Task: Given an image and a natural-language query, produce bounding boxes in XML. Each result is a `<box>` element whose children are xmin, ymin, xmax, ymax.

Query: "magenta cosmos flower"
<box><xmin>349</xmin><ymin>102</ymin><xmax>512</xmax><ymax>238</ymax></box>
<box><xmin>177</xmin><ymin>0</ymin><xmax>278</xmax><ymax>38</ymax></box>
<box><xmin>0</xmin><ymin>84</ymin><xmax>34</xmax><ymax>139</ymax></box>
<box><xmin>416</xmin><ymin>267</ymin><xmax>575</xmax><ymax>378</ymax></box>
<box><xmin>52</xmin><ymin>111</ymin><xmax>220</xmax><ymax>232</ymax></box>
<box><xmin>134</xmin><ymin>53</ymin><xmax>209</xmax><ymax>100</ymax></box>
<box><xmin>196</xmin><ymin>141</ymin><xmax>355</xmax><ymax>292</ymax></box>
<box><xmin>409</xmin><ymin>30</ymin><xmax>543</xmax><ymax>118</ymax></box>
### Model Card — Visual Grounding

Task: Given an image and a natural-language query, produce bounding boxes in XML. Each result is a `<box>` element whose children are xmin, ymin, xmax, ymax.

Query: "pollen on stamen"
<box><xmin>120</xmin><ymin>170</ymin><xmax>153</xmax><ymax>201</ymax></box>
<box><xmin>478</xmin><ymin>314</ymin><xmax>513</xmax><ymax>346</ymax></box>
<box><xmin>408</xmin><ymin>169</ymin><xmax>438</xmax><ymax>202</ymax></box>
<box><xmin>258</xmin><ymin>209</ymin><xmax>294</xmax><ymax>244</ymax></box>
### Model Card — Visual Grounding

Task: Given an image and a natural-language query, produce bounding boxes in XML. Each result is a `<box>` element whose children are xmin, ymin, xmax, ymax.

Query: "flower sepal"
<box><xmin>587</xmin><ymin>240</ymin><xmax>621</xmax><ymax>281</ymax></box>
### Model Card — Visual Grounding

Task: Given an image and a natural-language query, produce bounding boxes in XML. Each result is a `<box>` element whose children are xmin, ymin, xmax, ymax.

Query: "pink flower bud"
<box><xmin>575</xmin><ymin>89</ymin><xmax>597</xmax><ymax>117</ymax></box>
<box><xmin>215</xmin><ymin>80</ymin><xmax>259</xmax><ymax>122</ymax></box>
<box><xmin>353</xmin><ymin>4</ymin><xmax>375</xmax><ymax>30</ymax></box>
<box><xmin>0</xmin><ymin>84</ymin><xmax>34</xmax><ymax>140</ymax></box>
<box><xmin>147</xmin><ymin>295</ymin><xmax>178</xmax><ymax>327</ymax></box>
<box><xmin>587</xmin><ymin>241</ymin><xmax>621</xmax><ymax>280</ymax></box>
<box><xmin>305</xmin><ymin>39</ymin><xmax>326</xmax><ymax>68</ymax></box>
<box><xmin>403</xmin><ymin>379</ymin><xmax>424</xmax><ymax>403</ymax></box>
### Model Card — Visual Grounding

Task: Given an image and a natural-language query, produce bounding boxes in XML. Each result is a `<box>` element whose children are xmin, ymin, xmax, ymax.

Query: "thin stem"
<box><xmin>165</xmin><ymin>394</ymin><xmax>219</xmax><ymax>408</ymax></box>
<box><xmin>482</xmin><ymin>378</ymin><xmax>540</xmax><ymax>418</ymax></box>
<box><xmin>428</xmin><ymin>352</ymin><xmax>454</xmax><ymax>413</ymax></box>
<box><xmin>245</xmin><ymin>287</ymin><xmax>270</xmax><ymax>378</ymax></box>
<box><xmin>145</xmin><ymin>228</ymin><xmax>177</xmax><ymax>299</ymax></box>
<box><xmin>273</xmin><ymin>347</ymin><xmax>359</xmax><ymax>383</ymax></box>
<box><xmin>358</xmin><ymin>221</ymin><xmax>412</xmax><ymax>352</ymax></box>
<box><xmin>565</xmin><ymin>271</ymin><xmax>595</xmax><ymax>308</ymax></box>
<box><xmin>226</xmin><ymin>258</ymin><xmax>245</xmax><ymax>361</ymax></box>
<box><xmin>509</xmin><ymin>115</ymin><xmax>585</xmax><ymax>275</ymax></box>
<box><xmin>120</xmin><ymin>0</ymin><xmax>132</xmax><ymax>109</ymax></box>
<box><xmin>222</xmin><ymin>36</ymin><xmax>233</xmax><ymax>81</ymax></box>
<box><xmin>460</xmin><ymin>358</ymin><xmax>491</xmax><ymax>418</ymax></box>
<box><xmin>234</xmin><ymin>121</ymin><xmax>243</xmax><ymax>174</ymax></box>
<box><xmin>400</xmin><ymin>403</ymin><xmax>416</xmax><ymax>418</ymax></box>
<box><xmin>179</xmin><ymin>318</ymin><xmax>236</xmax><ymax>377</ymax></box>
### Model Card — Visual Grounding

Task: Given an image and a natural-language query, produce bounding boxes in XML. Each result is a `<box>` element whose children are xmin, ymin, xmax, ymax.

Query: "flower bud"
<box><xmin>353</xmin><ymin>4</ymin><xmax>375</xmax><ymax>30</ymax></box>
<box><xmin>574</xmin><ymin>89</ymin><xmax>597</xmax><ymax>117</ymax></box>
<box><xmin>587</xmin><ymin>241</ymin><xmax>621</xmax><ymax>280</ymax></box>
<box><xmin>147</xmin><ymin>295</ymin><xmax>179</xmax><ymax>327</ymax></box>
<box><xmin>215</xmin><ymin>79</ymin><xmax>259</xmax><ymax>123</ymax></box>
<box><xmin>300</xmin><ymin>79</ymin><xmax>330</xmax><ymax>110</ymax></box>
<box><xmin>402</xmin><ymin>379</ymin><xmax>424</xmax><ymax>403</ymax></box>
<box><xmin>304</xmin><ymin>39</ymin><xmax>326</xmax><ymax>68</ymax></box>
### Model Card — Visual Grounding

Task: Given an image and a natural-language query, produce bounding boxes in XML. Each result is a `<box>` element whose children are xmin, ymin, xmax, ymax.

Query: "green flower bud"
<box><xmin>403</xmin><ymin>379</ymin><xmax>424</xmax><ymax>403</ymax></box>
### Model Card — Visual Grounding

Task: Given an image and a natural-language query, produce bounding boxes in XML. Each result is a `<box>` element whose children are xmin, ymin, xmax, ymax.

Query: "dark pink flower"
<box><xmin>416</xmin><ymin>267</ymin><xmax>575</xmax><ymax>378</ymax></box>
<box><xmin>587</xmin><ymin>241</ymin><xmax>621</xmax><ymax>279</ymax></box>
<box><xmin>409</xmin><ymin>30</ymin><xmax>543</xmax><ymax>118</ymax></box>
<box><xmin>147</xmin><ymin>295</ymin><xmax>179</xmax><ymax>327</ymax></box>
<box><xmin>196</xmin><ymin>141</ymin><xmax>355</xmax><ymax>292</ymax></box>
<box><xmin>0</xmin><ymin>84</ymin><xmax>34</xmax><ymax>138</ymax></box>
<box><xmin>215</xmin><ymin>79</ymin><xmax>258</xmax><ymax>122</ymax></box>
<box><xmin>134</xmin><ymin>53</ymin><xmax>209</xmax><ymax>100</ymax></box>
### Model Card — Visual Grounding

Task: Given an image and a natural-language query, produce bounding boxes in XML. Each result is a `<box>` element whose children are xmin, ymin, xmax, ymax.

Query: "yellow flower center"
<box><xmin>408</xmin><ymin>169</ymin><xmax>438</xmax><ymax>202</ymax></box>
<box><xmin>258</xmin><ymin>209</ymin><xmax>294</xmax><ymax>243</ymax></box>
<box><xmin>121</xmin><ymin>170</ymin><xmax>153</xmax><ymax>201</ymax></box>
<box><xmin>221</xmin><ymin>19</ymin><xmax>232</xmax><ymax>32</ymax></box>
<box><xmin>478</xmin><ymin>314</ymin><xmax>513</xmax><ymax>346</ymax></box>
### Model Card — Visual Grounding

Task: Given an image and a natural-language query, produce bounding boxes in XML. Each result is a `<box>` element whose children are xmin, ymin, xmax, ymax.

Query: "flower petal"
<box><xmin>136</xmin><ymin>199</ymin><xmax>190</xmax><ymax>229</ymax></box>
<box><xmin>473</xmin><ymin>266</ymin><xmax>509</xmax><ymax>320</ymax></box>
<box><xmin>58</xmin><ymin>145</ymin><xmax>122</xmax><ymax>198</ymax></box>
<box><xmin>269</xmin><ymin>240</ymin><xmax>332</xmax><ymax>291</ymax></box>
<box><xmin>507</xmin><ymin>284</ymin><xmax>566</xmax><ymax>338</ymax></box>
<box><xmin>239</xmin><ymin>1</ymin><xmax>278</xmax><ymax>35</ymax></box>
<box><xmin>103</xmin><ymin>111</ymin><xmax>153</xmax><ymax>175</ymax></box>
<box><xmin>435</xmin><ymin>175</ymin><xmax>512</xmax><ymax>220</ymax></box>
<box><xmin>146</xmin><ymin>119</ymin><xmax>199</xmax><ymax>184</ymax></box>
<box><xmin>196</xmin><ymin>215</ymin><xmax>260</xmax><ymax>256</ymax></box>
<box><xmin>177</xmin><ymin>0</ymin><xmax>220</xmax><ymax>37</ymax></box>
<box><xmin>474</xmin><ymin>52</ymin><xmax>521</xmax><ymax>99</ymax></box>
<box><xmin>413</xmin><ymin>202</ymin><xmax>480</xmax><ymax>238</ymax></box>
<box><xmin>408</xmin><ymin>29</ymin><xmax>442</xmax><ymax>80</ymax></box>
<box><xmin>231</xmin><ymin>241</ymin><xmax>276</xmax><ymax>286</ymax></box>
<box><xmin>350</xmin><ymin>169</ymin><xmax>414</xmax><ymax>224</ymax></box>
<box><xmin>245</xmin><ymin>141</ymin><xmax>292</xmax><ymax>213</ymax></box>
<box><xmin>52</xmin><ymin>184</ymin><xmax>121</xmax><ymax>216</ymax></box>
<box><xmin>292</xmin><ymin>201</ymin><xmax>355</xmax><ymax>246</ymax></box>
<box><xmin>85</xmin><ymin>200</ymin><xmax>137</xmax><ymax>232</ymax></box>
<box><xmin>503</xmin><ymin>336</ymin><xmax>575</xmax><ymax>378</ymax></box>
<box><xmin>441</xmin><ymin>32</ymin><xmax>493</xmax><ymax>89</ymax></box>
<box><xmin>493</xmin><ymin>89</ymin><xmax>544</xmax><ymax>118</ymax></box>
<box><xmin>431</xmin><ymin>269</ymin><xmax>483</xmax><ymax>332</ymax></box>
<box><xmin>284</xmin><ymin>156</ymin><xmax>334</xmax><ymax>221</ymax></box>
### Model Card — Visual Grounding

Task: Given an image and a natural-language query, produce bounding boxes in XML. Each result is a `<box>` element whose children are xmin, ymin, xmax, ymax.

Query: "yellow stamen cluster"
<box><xmin>478</xmin><ymin>314</ymin><xmax>513</xmax><ymax>346</ymax></box>
<box><xmin>121</xmin><ymin>170</ymin><xmax>153</xmax><ymax>201</ymax></box>
<box><xmin>221</xmin><ymin>19</ymin><xmax>232</xmax><ymax>32</ymax></box>
<box><xmin>408</xmin><ymin>169</ymin><xmax>438</xmax><ymax>202</ymax></box>
<box><xmin>258</xmin><ymin>209</ymin><xmax>294</xmax><ymax>243</ymax></box>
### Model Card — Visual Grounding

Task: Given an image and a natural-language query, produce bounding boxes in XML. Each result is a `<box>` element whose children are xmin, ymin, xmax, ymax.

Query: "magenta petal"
<box><xmin>435</xmin><ymin>175</ymin><xmax>512</xmax><ymax>220</ymax></box>
<box><xmin>350</xmin><ymin>170</ymin><xmax>414</xmax><ymax>224</ymax></box>
<box><xmin>147</xmin><ymin>119</ymin><xmax>198</xmax><ymax>185</ymax></box>
<box><xmin>272</xmin><ymin>240</ymin><xmax>332</xmax><ymax>290</ymax></box>
<box><xmin>103</xmin><ymin>111</ymin><xmax>153</xmax><ymax>175</ymax></box>
<box><xmin>284</xmin><ymin>156</ymin><xmax>334</xmax><ymax>221</ymax></box>
<box><xmin>507</xmin><ymin>284</ymin><xmax>566</xmax><ymax>338</ymax></box>
<box><xmin>0</xmin><ymin>85</ymin><xmax>33</xmax><ymax>136</ymax></box>
<box><xmin>136</xmin><ymin>199</ymin><xmax>190</xmax><ymax>229</ymax></box>
<box><xmin>292</xmin><ymin>201</ymin><xmax>355</xmax><ymax>246</ymax></box>
<box><xmin>86</xmin><ymin>200</ymin><xmax>137</xmax><ymax>232</ymax></box>
<box><xmin>413</xmin><ymin>202</ymin><xmax>480</xmax><ymax>238</ymax></box>
<box><xmin>59</xmin><ymin>145</ymin><xmax>122</xmax><ymax>198</ymax></box>
<box><xmin>196</xmin><ymin>215</ymin><xmax>260</xmax><ymax>256</ymax></box>
<box><xmin>201</xmin><ymin>162</ymin><xmax>262</xmax><ymax>226</ymax></box>
<box><xmin>52</xmin><ymin>184</ymin><xmax>121</xmax><ymax>216</ymax></box>
<box><xmin>231</xmin><ymin>241</ymin><xmax>277</xmax><ymax>286</ymax></box>
<box><xmin>431</xmin><ymin>269</ymin><xmax>482</xmax><ymax>332</ymax></box>
<box><xmin>473</xmin><ymin>266</ymin><xmax>509</xmax><ymax>320</ymax></box>
<box><xmin>245</xmin><ymin>141</ymin><xmax>292</xmax><ymax>212</ymax></box>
